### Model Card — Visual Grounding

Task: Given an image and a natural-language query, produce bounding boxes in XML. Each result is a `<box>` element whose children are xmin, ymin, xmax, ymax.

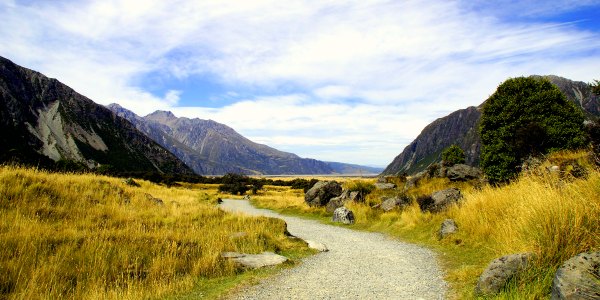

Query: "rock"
<box><xmin>122</xmin><ymin>178</ymin><xmax>140</xmax><ymax>187</ymax></box>
<box><xmin>379</xmin><ymin>195</ymin><xmax>411</xmax><ymax>212</ymax></box>
<box><xmin>145</xmin><ymin>193</ymin><xmax>164</xmax><ymax>205</ymax></box>
<box><xmin>438</xmin><ymin>219</ymin><xmax>458</xmax><ymax>240</ymax></box>
<box><xmin>374</xmin><ymin>182</ymin><xmax>396</xmax><ymax>190</ymax></box>
<box><xmin>305</xmin><ymin>240</ymin><xmax>329</xmax><ymax>252</ymax></box>
<box><xmin>243</xmin><ymin>195</ymin><xmax>250</xmax><ymax>200</ymax></box>
<box><xmin>404</xmin><ymin>171</ymin><xmax>427</xmax><ymax>190</ymax></box>
<box><xmin>326</xmin><ymin>196</ymin><xmax>346</xmax><ymax>213</ymax></box>
<box><xmin>475</xmin><ymin>253</ymin><xmax>534</xmax><ymax>296</ymax></box>
<box><xmin>551</xmin><ymin>251</ymin><xmax>600</xmax><ymax>300</ymax></box>
<box><xmin>446</xmin><ymin>164</ymin><xmax>482</xmax><ymax>181</ymax></box>
<box><xmin>419</xmin><ymin>188</ymin><xmax>462</xmax><ymax>213</ymax></box>
<box><xmin>221</xmin><ymin>251</ymin><xmax>288</xmax><ymax>269</ymax></box>
<box><xmin>332</xmin><ymin>207</ymin><xmax>355</xmax><ymax>225</ymax></box>
<box><xmin>305</xmin><ymin>181</ymin><xmax>343</xmax><ymax>207</ymax></box>
<box><xmin>216</xmin><ymin>197</ymin><xmax>223</xmax><ymax>204</ymax></box>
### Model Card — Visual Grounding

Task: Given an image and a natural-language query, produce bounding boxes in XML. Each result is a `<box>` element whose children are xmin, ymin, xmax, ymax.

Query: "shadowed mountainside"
<box><xmin>0</xmin><ymin>56</ymin><xmax>193</xmax><ymax>175</ymax></box>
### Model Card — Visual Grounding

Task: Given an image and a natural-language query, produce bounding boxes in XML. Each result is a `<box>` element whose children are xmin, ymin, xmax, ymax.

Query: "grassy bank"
<box><xmin>0</xmin><ymin>166</ymin><xmax>310</xmax><ymax>299</ymax></box>
<box><xmin>251</xmin><ymin>152</ymin><xmax>600</xmax><ymax>299</ymax></box>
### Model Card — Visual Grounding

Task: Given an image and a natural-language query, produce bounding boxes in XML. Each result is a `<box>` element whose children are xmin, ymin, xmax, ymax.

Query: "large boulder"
<box><xmin>332</xmin><ymin>207</ymin><xmax>355</xmax><ymax>224</ymax></box>
<box><xmin>438</xmin><ymin>219</ymin><xmax>458</xmax><ymax>240</ymax></box>
<box><xmin>379</xmin><ymin>195</ymin><xmax>411</xmax><ymax>212</ymax></box>
<box><xmin>446</xmin><ymin>164</ymin><xmax>482</xmax><ymax>181</ymax></box>
<box><xmin>418</xmin><ymin>188</ymin><xmax>462</xmax><ymax>213</ymax></box>
<box><xmin>551</xmin><ymin>251</ymin><xmax>600</xmax><ymax>300</ymax></box>
<box><xmin>404</xmin><ymin>171</ymin><xmax>427</xmax><ymax>190</ymax></box>
<box><xmin>304</xmin><ymin>181</ymin><xmax>342</xmax><ymax>207</ymax></box>
<box><xmin>475</xmin><ymin>253</ymin><xmax>534</xmax><ymax>296</ymax></box>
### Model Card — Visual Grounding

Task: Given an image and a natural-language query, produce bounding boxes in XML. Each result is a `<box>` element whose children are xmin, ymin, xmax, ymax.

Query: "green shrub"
<box><xmin>479</xmin><ymin>77</ymin><xmax>586</xmax><ymax>183</ymax></box>
<box><xmin>441</xmin><ymin>145</ymin><xmax>465</xmax><ymax>167</ymax></box>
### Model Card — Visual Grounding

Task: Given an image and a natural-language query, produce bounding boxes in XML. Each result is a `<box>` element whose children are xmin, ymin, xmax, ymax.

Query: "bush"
<box><xmin>441</xmin><ymin>145</ymin><xmax>465</xmax><ymax>167</ymax></box>
<box><xmin>479</xmin><ymin>77</ymin><xmax>586</xmax><ymax>183</ymax></box>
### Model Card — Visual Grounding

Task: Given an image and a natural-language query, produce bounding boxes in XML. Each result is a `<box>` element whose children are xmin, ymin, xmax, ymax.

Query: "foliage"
<box><xmin>289</xmin><ymin>178</ymin><xmax>319</xmax><ymax>192</ymax></box>
<box><xmin>479</xmin><ymin>77</ymin><xmax>587</xmax><ymax>183</ymax></box>
<box><xmin>591</xmin><ymin>79</ymin><xmax>600</xmax><ymax>96</ymax></box>
<box><xmin>345</xmin><ymin>180</ymin><xmax>375</xmax><ymax>195</ymax></box>
<box><xmin>441</xmin><ymin>145</ymin><xmax>466</xmax><ymax>167</ymax></box>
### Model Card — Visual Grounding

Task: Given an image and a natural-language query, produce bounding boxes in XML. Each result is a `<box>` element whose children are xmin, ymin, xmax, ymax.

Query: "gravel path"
<box><xmin>220</xmin><ymin>199</ymin><xmax>447</xmax><ymax>300</ymax></box>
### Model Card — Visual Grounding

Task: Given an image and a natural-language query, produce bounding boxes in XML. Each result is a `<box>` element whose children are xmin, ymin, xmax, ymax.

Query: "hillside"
<box><xmin>109</xmin><ymin>104</ymin><xmax>379</xmax><ymax>175</ymax></box>
<box><xmin>0</xmin><ymin>56</ymin><xmax>193</xmax><ymax>175</ymax></box>
<box><xmin>382</xmin><ymin>75</ymin><xmax>600</xmax><ymax>175</ymax></box>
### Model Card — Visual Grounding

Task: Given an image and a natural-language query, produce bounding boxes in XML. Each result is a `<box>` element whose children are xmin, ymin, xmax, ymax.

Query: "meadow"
<box><xmin>0</xmin><ymin>166</ymin><xmax>311</xmax><ymax>299</ymax></box>
<box><xmin>250</xmin><ymin>151</ymin><xmax>600</xmax><ymax>299</ymax></box>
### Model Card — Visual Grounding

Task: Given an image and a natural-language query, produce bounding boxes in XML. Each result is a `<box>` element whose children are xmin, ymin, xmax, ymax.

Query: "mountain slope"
<box><xmin>382</xmin><ymin>75</ymin><xmax>600</xmax><ymax>175</ymax></box>
<box><xmin>0</xmin><ymin>56</ymin><xmax>193</xmax><ymax>175</ymax></box>
<box><xmin>108</xmin><ymin>105</ymin><xmax>339</xmax><ymax>175</ymax></box>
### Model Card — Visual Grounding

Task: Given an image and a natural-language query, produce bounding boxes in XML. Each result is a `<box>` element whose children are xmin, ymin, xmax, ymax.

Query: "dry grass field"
<box><xmin>0</xmin><ymin>166</ymin><xmax>309</xmax><ymax>299</ymax></box>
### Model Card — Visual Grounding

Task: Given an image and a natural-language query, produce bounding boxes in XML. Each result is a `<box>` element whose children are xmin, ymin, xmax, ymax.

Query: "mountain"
<box><xmin>108</xmin><ymin>104</ymin><xmax>341</xmax><ymax>175</ymax></box>
<box><xmin>0</xmin><ymin>56</ymin><xmax>193</xmax><ymax>175</ymax></box>
<box><xmin>325</xmin><ymin>161</ymin><xmax>383</xmax><ymax>175</ymax></box>
<box><xmin>382</xmin><ymin>75</ymin><xmax>600</xmax><ymax>175</ymax></box>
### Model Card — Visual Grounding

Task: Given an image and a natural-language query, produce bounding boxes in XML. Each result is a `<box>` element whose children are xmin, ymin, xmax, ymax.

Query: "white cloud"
<box><xmin>0</xmin><ymin>0</ymin><xmax>599</xmax><ymax>165</ymax></box>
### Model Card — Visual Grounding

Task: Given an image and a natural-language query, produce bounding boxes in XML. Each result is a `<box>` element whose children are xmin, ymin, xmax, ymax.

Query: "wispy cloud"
<box><xmin>1</xmin><ymin>0</ymin><xmax>599</xmax><ymax>165</ymax></box>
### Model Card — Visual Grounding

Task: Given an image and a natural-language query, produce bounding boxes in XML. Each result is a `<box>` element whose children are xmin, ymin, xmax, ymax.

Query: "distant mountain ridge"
<box><xmin>0</xmin><ymin>56</ymin><xmax>193</xmax><ymax>175</ymax></box>
<box><xmin>382</xmin><ymin>75</ymin><xmax>600</xmax><ymax>175</ymax></box>
<box><xmin>108</xmin><ymin>104</ymin><xmax>381</xmax><ymax>175</ymax></box>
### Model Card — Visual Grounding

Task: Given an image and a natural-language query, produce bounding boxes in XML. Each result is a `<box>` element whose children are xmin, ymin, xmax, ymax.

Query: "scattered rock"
<box><xmin>243</xmin><ymin>195</ymin><xmax>250</xmax><ymax>201</ymax></box>
<box><xmin>305</xmin><ymin>240</ymin><xmax>329</xmax><ymax>252</ymax></box>
<box><xmin>122</xmin><ymin>177</ymin><xmax>140</xmax><ymax>187</ymax></box>
<box><xmin>404</xmin><ymin>171</ymin><xmax>427</xmax><ymax>190</ymax></box>
<box><xmin>221</xmin><ymin>251</ymin><xmax>288</xmax><ymax>269</ymax></box>
<box><xmin>475</xmin><ymin>253</ymin><xmax>534</xmax><ymax>296</ymax></box>
<box><xmin>551</xmin><ymin>251</ymin><xmax>600</xmax><ymax>300</ymax></box>
<box><xmin>549</xmin><ymin>165</ymin><xmax>561</xmax><ymax>172</ymax></box>
<box><xmin>374</xmin><ymin>182</ymin><xmax>396</xmax><ymax>190</ymax></box>
<box><xmin>305</xmin><ymin>181</ymin><xmax>343</xmax><ymax>207</ymax></box>
<box><xmin>326</xmin><ymin>196</ymin><xmax>347</xmax><ymax>213</ymax></box>
<box><xmin>419</xmin><ymin>188</ymin><xmax>462</xmax><ymax>213</ymax></box>
<box><xmin>438</xmin><ymin>219</ymin><xmax>458</xmax><ymax>240</ymax></box>
<box><xmin>379</xmin><ymin>195</ymin><xmax>411</xmax><ymax>212</ymax></box>
<box><xmin>145</xmin><ymin>193</ymin><xmax>164</xmax><ymax>205</ymax></box>
<box><xmin>332</xmin><ymin>207</ymin><xmax>355</xmax><ymax>225</ymax></box>
<box><xmin>446</xmin><ymin>164</ymin><xmax>482</xmax><ymax>181</ymax></box>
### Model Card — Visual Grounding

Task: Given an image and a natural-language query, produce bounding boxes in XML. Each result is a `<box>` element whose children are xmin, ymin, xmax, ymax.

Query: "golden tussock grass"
<box><xmin>0</xmin><ymin>166</ymin><xmax>308</xmax><ymax>299</ymax></box>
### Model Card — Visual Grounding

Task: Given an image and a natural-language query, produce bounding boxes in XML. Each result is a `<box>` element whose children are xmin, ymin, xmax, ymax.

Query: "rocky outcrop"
<box><xmin>0</xmin><ymin>56</ymin><xmax>193</xmax><ymax>175</ymax></box>
<box><xmin>475</xmin><ymin>253</ymin><xmax>534</xmax><ymax>296</ymax></box>
<box><xmin>332</xmin><ymin>207</ymin><xmax>355</xmax><ymax>224</ymax></box>
<box><xmin>382</xmin><ymin>75</ymin><xmax>600</xmax><ymax>176</ymax></box>
<box><xmin>438</xmin><ymin>219</ymin><xmax>458</xmax><ymax>240</ymax></box>
<box><xmin>221</xmin><ymin>252</ymin><xmax>288</xmax><ymax>269</ymax></box>
<box><xmin>417</xmin><ymin>188</ymin><xmax>462</xmax><ymax>213</ymax></box>
<box><xmin>551</xmin><ymin>251</ymin><xmax>600</xmax><ymax>300</ymax></box>
<box><xmin>305</xmin><ymin>181</ymin><xmax>343</xmax><ymax>207</ymax></box>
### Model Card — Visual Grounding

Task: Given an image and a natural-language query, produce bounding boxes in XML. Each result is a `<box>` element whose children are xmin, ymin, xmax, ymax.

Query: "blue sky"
<box><xmin>1</xmin><ymin>0</ymin><xmax>599</xmax><ymax>166</ymax></box>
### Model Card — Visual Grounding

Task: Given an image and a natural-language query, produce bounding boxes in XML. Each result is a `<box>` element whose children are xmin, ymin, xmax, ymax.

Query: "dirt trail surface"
<box><xmin>219</xmin><ymin>199</ymin><xmax>447</xmax><ymax>300</ymax></box>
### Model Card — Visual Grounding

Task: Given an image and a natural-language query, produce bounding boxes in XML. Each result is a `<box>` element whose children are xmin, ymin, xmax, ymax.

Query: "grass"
<box><xmin>0</xmin><ymin>165</ymin><xmax>311</xmax><ymax>299</ymax></box>
<box><xmin>250</xmin><ymin>151</ymin><xmax>600</xmax><ymax>299</ymax></box>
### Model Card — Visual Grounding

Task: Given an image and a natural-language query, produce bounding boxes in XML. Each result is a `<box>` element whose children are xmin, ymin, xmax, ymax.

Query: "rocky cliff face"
<box><xmin>108</xmin><ymin>104</ymin><xmax>339</xmax><ymax>175</ymax></box>
<box><xmin>382</xmin><ymin>75</ymin><xmax>599</xmax><ymax>175</ymax></box>
<box><xmin>0</xmin><ymin>56</ymin><xmax>193</xmax><ymax>175</ymax></box>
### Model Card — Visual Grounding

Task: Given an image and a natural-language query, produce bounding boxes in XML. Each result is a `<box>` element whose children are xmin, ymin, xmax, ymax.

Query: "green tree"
<box><xmin>441</xmin><ymin>145</ymin><xmax>466</xmax><ymax>167</ymax></box>
<box><xmin>479</xmin><ymin>77</ymin><xmax>586</xmax><ymax>183</ymax></box>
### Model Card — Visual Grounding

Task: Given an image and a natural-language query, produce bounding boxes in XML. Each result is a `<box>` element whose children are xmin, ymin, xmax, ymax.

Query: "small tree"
<box><xmin>441</xmin><ymin>145</ymin><xmax>466</xmax><ymax>167</ymax></box>
<box><xmin>479</xmin><ymin>77</ymin><xmax>586</xmax><ymax>183</ymax></box>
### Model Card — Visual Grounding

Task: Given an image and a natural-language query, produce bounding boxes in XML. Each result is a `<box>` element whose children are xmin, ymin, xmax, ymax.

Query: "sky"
<box><xmin>1</xmin><ymin>0</ymin><xmax>599</xmax><ymax>167</ymax></box>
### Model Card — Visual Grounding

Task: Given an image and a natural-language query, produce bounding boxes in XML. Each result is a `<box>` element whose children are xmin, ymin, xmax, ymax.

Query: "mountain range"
<box><xmin>107</xmin><ymin>104</ymin><xmax>383</xmax><ymax>175</ymax></box>
<box><xmin>382</xmin><ymin>75</ymin><xmax>600</xmax><ymax>175</ymax></box>
<box><xmin>0</xmin><ymin>56</ymin><xmax>381</xmax><ymax>176</ymax></box>
<box><xmin>0</xmin><ymin>56</ymin><xmax>193</xmax><ymax>175</ymax></box>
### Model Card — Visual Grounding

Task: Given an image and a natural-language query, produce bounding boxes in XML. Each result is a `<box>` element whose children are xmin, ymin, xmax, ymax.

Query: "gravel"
<box><xmin>220</xmin><ymin>199</ymin><xmax>447</xmax><ymax>300</ymax></box>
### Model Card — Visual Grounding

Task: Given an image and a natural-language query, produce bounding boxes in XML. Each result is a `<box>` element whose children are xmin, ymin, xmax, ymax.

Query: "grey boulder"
<box><xmin>332</xmin><ymin>207</ymin><xmax>355</xmax><ymax>225</ymax></box>
<box><xmin>305</xmin><ymin>181</ymin><xmax>342</xmax><ymax>207</ymax></box>
<box><xmin>438</xmin><ymin>219</ymin><xmax>458</xmax><ymax>240</ymax></box>
<box><xmin>221</xmin><ymin>251</ymin><xmax>288</xmax><ymax>269</ymax></box>
<box><xmin>551</xmin><ymin>251</ymin><xmax>600</xmax><ymax>300</ymax></box>
<box><xmin>446</xmin><ymin>164</ymin><xmax>482</xmax><ymax>181</ymax></box>
<box><xmin>379</xmin><ymin>195</ymin><xmax>410</xmax><ymax>212</ymax></box>
<box><xmin>475</xmin><ymin>253</ymin><xmax>534</xmax><ymax>296</ymax></box>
